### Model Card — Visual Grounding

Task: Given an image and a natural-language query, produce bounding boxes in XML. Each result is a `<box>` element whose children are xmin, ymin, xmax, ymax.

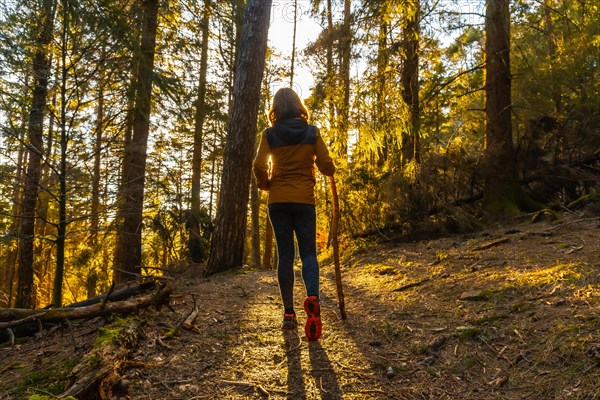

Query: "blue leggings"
<box><xmin>268</xmin><ymin>203</ymin><xmax>319</xmax><ymax>310</ymax></box>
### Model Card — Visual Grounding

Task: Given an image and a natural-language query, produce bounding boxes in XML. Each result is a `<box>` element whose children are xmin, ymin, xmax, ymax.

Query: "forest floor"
<box><xmin>1</xmin><ymin>211</ymin><xmax>600</xmax><ymax>400</ymax></box>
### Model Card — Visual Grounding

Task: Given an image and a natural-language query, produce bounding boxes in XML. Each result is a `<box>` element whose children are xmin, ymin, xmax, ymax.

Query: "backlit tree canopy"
<box><xmin>0</xmin><ymin>0</ymin><xmax>598</xmax><ymax>307</ymax></box>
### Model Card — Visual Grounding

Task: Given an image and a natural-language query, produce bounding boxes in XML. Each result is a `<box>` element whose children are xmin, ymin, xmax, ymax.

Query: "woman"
<box><xmin>253</xmin><ymin>88</ymin><xmax>335</xmax><ymax>341</ymax></box>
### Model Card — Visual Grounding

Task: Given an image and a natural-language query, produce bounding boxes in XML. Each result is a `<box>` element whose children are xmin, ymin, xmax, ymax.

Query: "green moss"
<box><xmin>94</xmin><ymin>325</ymin><xmax>121</xmax><ymax>347</ymax></box>
<box><xmin>531</xmin><ymin>208</ymin><xmax>560</xmax><ymax>223</ymax></box>
<box><xmin>93</xmin><ymin>316</ymin><xmax>139</xmax><ymax>348</ymax></box>
<box><xmin>518</xmin><ymin>191</ymin><xmax>545</xmax><ymax>212</ymax></box>
<box><xmin>86</xmin><ymin>352</ymin><xmax>101</xmax><ymax>368</ymax></box>
<box><xmin>162</xmin><ymin>326</ymin><xmax>179</xmax><ymax>339</ymax></box>
<box><xmin>455</xmin><ymin>325</ymin><xmax>482</xmax><ymax>341</ymax></box>
<box><xmin>28</xmin><ymin>396</ymin><xmax>76</xmax><ymax>400</ymax></box>
<box><xmin>483</xmin><ymin>181</ymin><xmax>543</xmax><ymax>216</ymax></box>
<box><xmin>373</xmin><ymin>321</ymin><xmax>404</xmax><ymax>338</ymax></box>
<box><xmin>566</xmin><ymin>193</ymin><xmax>599</xmax><ymax>209</ymax></box>
<box><xmin>15</xmin><ymin>356</ymin><xmax>79</xmax><ymax>396</ymax></box>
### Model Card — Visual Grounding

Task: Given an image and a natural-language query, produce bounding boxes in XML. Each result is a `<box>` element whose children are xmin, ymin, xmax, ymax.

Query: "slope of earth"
<box><xmin>1</xmin><ymin>212</ymin><xmax>599</xmax><ymax>399</ymax></box>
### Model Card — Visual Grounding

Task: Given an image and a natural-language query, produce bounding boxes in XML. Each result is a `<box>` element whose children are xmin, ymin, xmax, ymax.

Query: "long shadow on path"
<box><xmin>282</xmin><ymin>328</ymin><xmax>342</xmax><ymax>399</ymax></box>
<box><xmin>284</xmin><ymin>330</ymin><xmax>307</xmax><ymax>399</ymax></box>
<box><xmin>308</xmin><ymin>340</ymin><xmax>343</xmax><ymax>400</ymax></box>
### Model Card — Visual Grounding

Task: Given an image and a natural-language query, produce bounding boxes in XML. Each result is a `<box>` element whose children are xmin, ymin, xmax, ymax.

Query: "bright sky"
<box><xmin>267</xmin><ymin>1</ymin><xmax>323</xmax><ymax>100</ymax></box>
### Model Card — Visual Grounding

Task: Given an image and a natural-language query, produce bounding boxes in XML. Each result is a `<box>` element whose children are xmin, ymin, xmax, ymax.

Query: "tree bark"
<box><xmin>339</xmin><ymin>0</ymin><xmax>351</xmax><ymax>158</ymax></box>
<box><xmin>2</xmin><ymin>103</ymin><xmax>28</xmax><ymax>308</ymax></box>
<box><xmin>483</xmin><ymin>0</ymin><xmax>522</xmax><ymax>214</ymax></box>
<box><xmin>91</xmin><ymin>46</ymin><xmax>106</xmax><ymax>246</ymax></box>
<box><xmin>376</xmin><ymin>5</ymin><xmax>389</xmax><ymax>165</ymax></box>
<box><xmin>326</xmin><ymin>0</ymin><xmax>335</xmax><ymax>130</ymax></box>
<box><xmin>250</xmin><ymin>178</ymin><xmax>261</xmax><ymax>267</ymax></box>
<box><xmin>53</xmin><ymin>0</ymin><xmax>70</xmax><ymax>308</ymax></box>
<box><xmin>290</xmin><ymin>0</ymin><xmax>297</xmax><ymax>88</ymax></box>
<box><xmin>113</xmin><ymin>57</ymin><xmax>138</xmax><ymax>284</ymax></box>
<box><xmin>209</xmin><ymin>143</ymin><xmax>217</xmax><ymax>219</ymax></box>
<box><xmin>115</xmin><ymin>0</ymin><xmax>159</xmax><ymax>283</ymax></box>
<box><xmin>16</xmin><ymin>0</ymin><xmax>56</xmax><ymax>309</ymax></box>
<box><xmin>205</xmin><ymin>0</ymin><xmax>272</xmax><ymax>275</ymax></box>
<box><xmin>544</xmin><ymin>0</ymin><xmax>561</xmax><ymax>114</ymax></box>
<box><xmin>190</xmin><ymin>0</ymin><xmax>211</xmax><ymax>263</ymax></box>
<box><xmin>32</xmin><ymin>67</ymin><xmax>57</xmax><ymax>308</ymax></box>
<box><xmin>400</xmin><ymin>0</ymin><xmax>421</xmax><ymax>165</ymax></box>
<box><xmin>61</xmin><ymin>317</ymin><xmax>145</xmax><ymax>399</ymax></box>
<box><xmin>262</xmin><ymin>214</ymin><xmax>274</xmax><ymax>269</ymax></box>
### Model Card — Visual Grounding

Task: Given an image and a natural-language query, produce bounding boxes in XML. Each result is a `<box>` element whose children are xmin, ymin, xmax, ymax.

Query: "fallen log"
<box><xmin>65</xmin><ymin>280</ymin><xmax>157</xmax><ymax>308</ymax></box>
<box><xmin>0</xmin><ymin>281</ymin><xmax>168</xmax><ymax>324</ymax></box>
<box><xmin>61</xmin><ymin>316</ymin><xmax>144</xmax><ymax>399</ymax></box>
<box><xmin>0</xmin><ymin>281</ymin><xmax>159</xmax><ymax>323</ymax></box>
<box><xmin>0</xmin><ymin>282</ymin><xmax>172</xmax><ymax>343</ymax></box>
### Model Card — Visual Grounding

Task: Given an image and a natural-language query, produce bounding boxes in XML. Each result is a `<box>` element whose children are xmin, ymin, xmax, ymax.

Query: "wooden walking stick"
<box><xmin>330</xmin><ymin>176</ymin><xmax>347</xmax><ymax>320</ymax></box>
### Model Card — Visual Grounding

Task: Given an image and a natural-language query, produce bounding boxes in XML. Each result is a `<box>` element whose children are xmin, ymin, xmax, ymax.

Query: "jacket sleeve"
<box><xmin>252</xmin><ymin>131</ymin><xmax>271</xmax><ymax>190</ymax></box>
<box><xmin>314</xmin><ymin>128</ymin><xmax>335</xmax><ymax>177</ymax></box>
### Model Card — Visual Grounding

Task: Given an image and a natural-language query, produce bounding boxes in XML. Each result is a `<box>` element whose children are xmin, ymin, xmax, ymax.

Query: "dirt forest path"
<box><xmin>125</xmin><ymin>265</ymin><xmax>393</xmax><ymax>399</ymax></box>
<box><xmin>1</xmin><ymin>213</ymin><xmax>599</xmax><ymax>400</ymax></box>
<box><xmin>123</xmin><ymin>215</ymin><xmax>600</xmax><ymax>400</ymax></box>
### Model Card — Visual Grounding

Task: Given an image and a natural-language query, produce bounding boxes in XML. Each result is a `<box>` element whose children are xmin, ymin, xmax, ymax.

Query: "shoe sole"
<box><xmin>304</xmin><ymin>297</ymin><xmax>322</xmax><ymax>341</ymax></box>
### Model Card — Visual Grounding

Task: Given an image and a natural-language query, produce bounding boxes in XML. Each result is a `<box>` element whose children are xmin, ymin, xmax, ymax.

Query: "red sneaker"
<box><xmin>304</xmin><ymin>296</ymin><xmax>322</xmax><ymax>341</ymax></box>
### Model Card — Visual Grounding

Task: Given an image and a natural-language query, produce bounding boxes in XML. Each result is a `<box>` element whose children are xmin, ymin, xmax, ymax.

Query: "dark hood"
<box><xmin>271</xmin><ymin>118</ymin><xmax>310</xmax><ymax>145</ymax></box>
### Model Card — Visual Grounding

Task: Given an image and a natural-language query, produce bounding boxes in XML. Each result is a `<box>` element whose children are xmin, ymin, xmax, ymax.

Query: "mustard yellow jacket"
<box><xmin>253</xmin><ymin>118</ymin><xmax>335</xmax><ymax>205</ymax></box>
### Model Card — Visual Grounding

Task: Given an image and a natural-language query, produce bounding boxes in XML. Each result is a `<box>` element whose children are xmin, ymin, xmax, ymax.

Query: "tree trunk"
<box><xmin>189</xmin><ymin>0</ymin><xmax>211</xmax><ymax>263</ymax></box>
<box><xmin>262</xmin><ymin>214</ymin><xmax>274</xmax><ymax>269</ymax></box>
<box><xmin>91</xmin><ymin>46</ymin><xmax>106</xmax><ymax>246</ymax></box>
<box><xmin>113</xmin><ymin>60</ymin><xmax>138</xmax><ymax>283</ymax></box>
<box><xmin>205</xmin><ymin>0</ymin><xmax>272</xmax><ymax>275</ymax></box>
<box><xmin>33</xmin><ymin>67</ymin><xmax>58</xmax><ymax>308</ymax></box>
<box><xmin>209</xmin><ymin>143</ymin><xmax>216</xmax><ymax>220</ymax></box>
<box><xmin>1</xmin><ymin>106</ymin><xmax>27</xmax><ymax>307</ymax></box>
<box><xmin>339</xmin><ymin>0</ymin><xmax>351</xmax><ymax>158</ymax></box>
<box><xmin>290</xmin><ymin>0</ymin><xmax>297</xmax><ymax>88</ymax></box>
<box><xmin>53</xmin><ymin>0</ymin><xmax>69</xmax><ymax>307</ymax></box>
<box><xmin>483</xmin><ymin>0</ymin><xmax>524</xmax><ymax>214</ymax></box>
<box><xmin>230</xmin><ymin>0</ymin><xmax>245</xmax><ymax>100</ymax></box>
<box><xmin>16</xmin><ymin>0</ymin><xmax>55</xmax><ymax>309</ymax></box>
<box><xmin>544</xmin><ymin>0</ymin><xmax>561</xmax><ymax>114</ymax></box>
<box><xmin>115</xmin><ymin>0</ymin><xmax>159</xmax><ymax>283</ymax></box>
<box><xmin>376</xmin><ymin>5</ymin><xmax>389</xmax><ymax>166</ymax></box>
<box><xmin>400</xmin><ymin>0</ymin><xmax>420</xmax><ymax>165</ymax></box>
<box><xmin>326</xmin><ymin>0</ymin><xmax>335</xmax><ymax>130</ymax></box>
<box><xmin>250</xmin><ymin>178</ymin><xmax>261</xmax><ymax>267</ymax></box>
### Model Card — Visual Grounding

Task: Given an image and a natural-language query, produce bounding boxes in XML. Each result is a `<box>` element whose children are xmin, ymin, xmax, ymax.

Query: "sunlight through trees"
<box><xmin>0</xmin><ymin>0</ymin><xmax>598</xmax><ymax>307</ymax></box>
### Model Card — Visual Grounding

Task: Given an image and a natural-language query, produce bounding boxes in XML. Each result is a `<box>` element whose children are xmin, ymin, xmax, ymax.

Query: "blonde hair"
<box><xmin>268</xmin><ymin>88</ymin><xmax>309</xmax><ymax>124</ymax></box>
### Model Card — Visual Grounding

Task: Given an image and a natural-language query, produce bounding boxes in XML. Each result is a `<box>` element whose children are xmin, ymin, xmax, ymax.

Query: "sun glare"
<box><xmin>268</xmin><ymin>1</ymin><xmax>323</xmax><ymax>99</ymax></box>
